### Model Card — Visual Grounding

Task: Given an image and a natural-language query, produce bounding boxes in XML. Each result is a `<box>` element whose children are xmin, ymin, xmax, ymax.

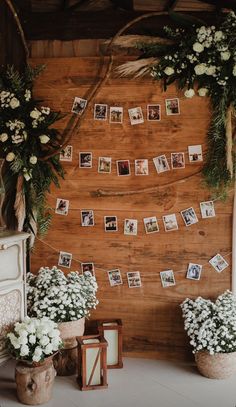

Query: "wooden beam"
<box><xmin>21</xmin><ymin>9</ymin><xmax>216</xmax><ymax>40</ymax></box>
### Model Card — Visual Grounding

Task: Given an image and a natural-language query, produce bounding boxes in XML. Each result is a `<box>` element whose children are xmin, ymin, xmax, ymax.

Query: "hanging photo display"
<box><xmin>135</xmin><ymin>159</ymin><xmax>149</xmax><ymax>176</ymax></box>
<box><xmin>81</xmin><ymin>210</ymin><xmax>95</xmax><ymax>226</ymax></box>
<box><xmin>147</xmin><ymin>104</ymin><xmax>161</xmax><ymax>121</ymax></box>
<box><xmin>55</xmin><ymin>198</ymin><xmax>69</xmax><ymax>216</ymax></box>
<box><xmin>165</xmin><ymin>98</ymin><xmax>180</xmax><ymax>115</ymax></box>
<box><xmin>186</xmin><ymin>263</ymin><xmax>202</xmax><ymax>281</ymax></box>
<box><xmin>79</xmin><ymin>152</ymin><xmax>92</xmax><ymax>168</ymax></box>
<box><xmin>71</xmin><ymin>97</ymin><xmax>87</xmax><ymax>115</ymax></box>
<box><xmin>81</xmin><ymin>262</ymin><xmax>95</xmax><ymax>276</ymax></box>
<box><xmin>209</xmin><ymin>254</ymin><xmax>229</xmax><ymax>273</ymax></box>
<box><xmin>128</xmin><ymin>107</ymin><xmax>144</xmax><ymax>125</ymax></box>
<box><xmin>181</xmin><ymin>207</ymin><xmax>199</xmax><ymax>227</ymax></box>
<box><xmin>162</xmin><ymin>214</ymin><xmax>178</xmax><ymax>232</ymax></box>
<box><xmin>94</xmin><ymin>103</ymin><xmax>108</xmax><ymax>120</ymax></box>
<box><xmin>109</xmin><ymin>106</ymin><xmax>123</xmax><ymax>124</ymax></box>
<box><xmin>188</xmin><ymin>145</ymin><xmax>203</xmax><ymax>163</ymax></box>
<box><xmin>171</xmin><ymin>152</ymin><xmax>185</xmax><ymax>169</ymax></box>
<box><xmin>143</xmin><ymin>217</ymin><xmax>159</xmax><ymax>234</ymax></box>
<box><xmin>108</xmin><ymin>269</ymin><xmax>123</xmax><ymax>286</ymax></box>
<box><xmin>98</xmin><ymin>157</ymin><xmax>112</xmax><ymax>173</ymax></box>
<box><xmin>104</xmin><ymin>216</ymin><xmax>118</xmax><ymax>232</ymax></box>
<box><xmin>200</xmin><ymin>201</ymin><xmax>216</xmax><ymax>218</ymax></box>
<box><xmin>58</xmin><ymin>251</ymin><xmax>72</xmax><ymax>268</ymax></box>
<box><xmin>124</xmin><ymin>219</ymin><xmax>138</xmax><ymax>236</ymax></box>
<box><xmin>117</xmin><ymin>160</ymin><xmax>131</xmax><ymax>176</ymax></box>
<box><xmin>127</xmin><ymin>272</ymin><xmax>142</xmax><ymax>288</ymax></box>
<box><xmin>160</xmin><ymin>270</ymin><xmax>176</xmax><ymax>288</ymax></box>
<box><xmin>60</xmin><ymin>145</ymin><xmax>73</xmax><ymax>162</ymax></box>
<box><xmin>153</xmin><ymin>155</ymin><xmax>170</xmax><ymax>174</ymax></box>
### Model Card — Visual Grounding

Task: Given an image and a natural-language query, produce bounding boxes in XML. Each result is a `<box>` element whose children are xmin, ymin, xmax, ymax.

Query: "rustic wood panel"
<box><xmin>30</xmin><ymin>57</ymin><xmax>233</xmax><ymax>361</ymax></box>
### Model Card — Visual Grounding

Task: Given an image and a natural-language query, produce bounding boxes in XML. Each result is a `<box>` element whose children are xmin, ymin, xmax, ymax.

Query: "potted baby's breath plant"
<box><xmin>181</xmin><ymin>290</ymin><xmax>236</xmax><ymax>379</ymax></box>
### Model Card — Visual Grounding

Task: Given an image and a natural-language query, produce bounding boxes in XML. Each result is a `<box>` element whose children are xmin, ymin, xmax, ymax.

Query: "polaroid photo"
<box><xmin>109</xmin><ymin>107</ymin><xmax>123</xmax><ymax>124</ymax></box>
<box><xmin>108</xmin><ymin>269</ymin><xmax>123</xmax><ymax>286</ymax></box>
<box><xmin>81</xmin><ymin>210</ymin><xmax>94</xmax><ymax>226</ymax></box>
<box><xmin>200</xmin><ymin>201</ymin><xmax>216</xmax><ymax>218</ymax></box>
<box><xmin>209</xmin><ymin>254</ymin><xmax>229</xmax><ymax>273</ymax></box>
<box><xmin>79</xmin><ymin>152</ymin><xmax>92</xmax><ymax>168</ymax></box>
<box><xmin>81</xmin><ymin>262</ymin><xmax>95</xmax><ymax>277</ymax></box>
<box><xmin>165</xmin><ymin>98</ymin><xmax>180</xmax><ymax>115</ymax></box>
<box><xmin>116</xmin><ymin>160</ymin><xmax>131</xmax><ymax>176</ymax></box>
<box><xmin>143</xmin><ymin>216</ymin><xmax>159</xmax><ymax>234</ymax></box>
<box><xmin>171</xmin><ymin>152</ymin><xmax>185</xmax><ymax>169</ymax></box>
<box><xmin>147</xmin><ymin>104</ymin><xmax>161</xmax><ymax>121</ymax></box>
<box><xmin>181</xmin><ymin>207</ymin><xmax>198</xmax><ymax>226</ymax></box>
<box><xmin>186</xmin><ymin>263</ymin><xmax>202</xmax><ymax>280</ymax></box>
<box><xmin>71</xmin><ymin>97</ymin><xmax>87</xmax><ymax>115</ymax></box>
<box><xmin>98</xmin><ymin>157</ymin><xmax>112</xmax><ymax>174</ymax></box>
<box><xmin>188</xmin><ymin>145</ymin><xmax>203</xmax><ymax>163</ymax></box>
<box><xmin>104</xmin><ymin>216</ymin><xmax>118</xmax><ymax>232</ymax></box>
<box><xmin>60</xmin><ymin>145</ymin><xmax>73</xmax><ymax>162</ymax></box>
<box><xmin>55</xmin><ymin>198</ymin><xmax>69</xmax><ymax>216</ymax></box>
<box><xmin>128</xmin><ymin>107</ymin><xmax>144</xmax><ymax>125</ymax></box>
<box><xmin>162</xmin><ymin>214</ymin><xmax>178</xmax><ymax>232</ymax></box>
<box><xmin>135</xmin><ymin>159</ymin><xmax>149</xmax><ymax>176</ymax></box>
<box><xmin>94</xmin><ymin>104</ymin><xmax>108</xmax><ymax>121</ymax></box>
<box><xmin>127</xmin><ymin>271</ymin><xmax>142</xmax><ymax>288</ymax></box>
<box><xmin>58</xmin><ymin>251</ymin><xmax>72</xmax><ymax>269</ymax></box>
<box><xmin>160</xmin><ymin>270</ymin><xmax>176</xmax><ymax>288</ymax></box>
<box><xmin>124</xmin><ymin>219</ymin><xmax>138</xmax><ymax>236</ymax></box>
<box><xmin>153</xmin><ymin>155</ymin><xmax>170</xmax><ymax>174</ymax></box>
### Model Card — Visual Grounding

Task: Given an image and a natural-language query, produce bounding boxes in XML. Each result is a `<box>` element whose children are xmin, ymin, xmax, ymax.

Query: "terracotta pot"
<box><xmin>195</xmin><ymin>350</ymin><xmax>236</xmax><ymax>379</ymax></box>
<box><xmin>54</xmin><ymin>318</ymin><xmax>85</xmax><ymax>376</ymax></box>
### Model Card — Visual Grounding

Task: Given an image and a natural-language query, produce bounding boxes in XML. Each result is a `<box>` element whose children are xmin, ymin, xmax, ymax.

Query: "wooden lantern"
<box><xmin>77</xmin><ymin>334</ymin><xmax>108</xmax><ymax>391</ymax></box>
<box><xmin>97</xmin><ymin>319</ymin><xmax>123</xmax><ymax>369</ymax></box>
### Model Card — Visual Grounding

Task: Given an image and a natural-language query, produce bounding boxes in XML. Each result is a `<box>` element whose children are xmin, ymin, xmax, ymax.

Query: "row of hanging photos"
<box><xmin>58</xmin><ymin>251</ymin><xmax>228</xmax><ymax>288</ymax></box>
<box><xmin>55</xmin><ymin>198</ymin><xmax>216</xmax><ymax>231</ymax></box>
<box><xmin>71</xmin><ymin>96</ymin><xmax>181</xmax><ymax>123</ymax></box>
<box><xmin>60</xmin><ymin>147</ymin><xmax>203</xmax><ymax>174</ymax></box>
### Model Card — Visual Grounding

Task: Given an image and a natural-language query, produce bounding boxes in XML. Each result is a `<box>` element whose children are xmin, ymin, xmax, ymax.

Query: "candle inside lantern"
<box><xmin>83</xmin><ymin>339</ymin><xmax>101</xmax><ymax>386</ymax></box>
<box><xmin>102</xmin><ymin>322</ymin><xmax>119</xmax><ymax>366</ymax></box>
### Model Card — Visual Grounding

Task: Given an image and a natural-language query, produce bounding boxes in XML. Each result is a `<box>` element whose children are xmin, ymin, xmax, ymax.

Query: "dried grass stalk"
<box><xmin>103</xmin><ymin>35</ymin><xmax>173</xmax><ymax>49</ymax></box>
<box><xmin>14</xmin><ymin>174</ymin><xmax>25</xmax><ymax>231</ymax></box>
<box><xmin>115</xmin><ymin>57</ymin><xmax>158</xmax><ymax>77</ymax></box>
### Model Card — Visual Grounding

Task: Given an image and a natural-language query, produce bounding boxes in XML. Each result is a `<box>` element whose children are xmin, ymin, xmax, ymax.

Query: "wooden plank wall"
<box><xmin>30</xmin><ymin>57</ymin><xmax>233</xmax><ymax>360</ymax></box>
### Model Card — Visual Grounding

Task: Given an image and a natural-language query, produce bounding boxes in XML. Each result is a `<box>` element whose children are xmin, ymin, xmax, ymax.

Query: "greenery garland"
<box><xmin>118</xmin><ymin>11</ymin><xmax>236</xmax><ymax>194</ymax></box>
<box><xmin>0</xmin><ymin>66</ymin><xmax>64</xmax><ymax>236</ymax></box>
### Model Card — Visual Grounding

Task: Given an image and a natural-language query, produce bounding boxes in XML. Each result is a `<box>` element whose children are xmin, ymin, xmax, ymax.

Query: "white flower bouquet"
<box><xmin>181</xmin><ymin>290</ymin><xmax>236</xmax><ymax>355</ymax></box>
<box><xmin>27</xmin><ymin>266</ymin><xmax>99</xmax><ymax>322</ymax></box>
<box><xmin>7</xmin><ymin>316</ymin><xmax>63</xmax><ymax>363</ymax></box>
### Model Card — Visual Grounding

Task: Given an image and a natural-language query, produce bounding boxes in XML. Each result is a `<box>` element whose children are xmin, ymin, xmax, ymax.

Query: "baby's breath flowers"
<box><xmin>27</xmin><ymin>266</ymin><xmax>98</xmax><ymax>322</ymax></box>
<box><xmin>181</xmin><ymin>291</ymin><xmax>236</xmax><ymax>355</ymax></box>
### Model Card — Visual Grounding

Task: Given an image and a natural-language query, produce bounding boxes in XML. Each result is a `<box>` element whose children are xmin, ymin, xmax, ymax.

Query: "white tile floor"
<box><xmin>1</xmin><ymin>358</ymin><xmax>236</xmax><ymax>407</ymax></box>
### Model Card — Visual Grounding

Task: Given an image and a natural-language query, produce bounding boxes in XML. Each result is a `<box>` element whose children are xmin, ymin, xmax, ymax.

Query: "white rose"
<box><xmin>39</xmin><ymin>135</ymin><xmax>50</xmax><ymax>144</ymax></box>
<box><xmin>23</xmin><ymin>169</ymin><xmax>31</xmax><ymax>182</ymax></box>
<box><xmin>214</xmin><ymin>30</ymin><xmax>223</xmax><ymax>41</ymax></box>
<box><xmin>9</xmin><ymin>97</ymin><xmax>20</xmax><ymax>109</ymax></box>
<box><xmin>233</xmin><ymin>65</ymin><xmax>236</xmax><ymax>76</ymax></box>
<box><xmin>32</xmin><ymin>354</ymin><xmax>41</xmax><ymax>362</ymax></box>
<box><xmin>6</xmin><ymin>152</ymin><xmax>15</xmax><ymax>162</ymax></box>
<box><xmin>164</xmin><ymin>67</ymin><xmax>174</xmax><ymax>76</ymax></box>
<box><xmin>206</xmin><ymin>65</ymin><xmax>216</xmax><ymax>75</ymax></box>
<box><xmin>29</xmin><ymin>334</ymin><xmax>36</xmax><ymax>344</ymax></box>
<box><xmin>29</xmin><ymin>155</ymin><xmax>37</xmax><ymax>165</ymax></box>
<box><xmin>221</xmin><ymin>51</ymin><xmax>231</xmax><ymax>61</ymax></box>
<box><xmin>194</xmin><ymin>63</ymin><xmax>206</xmax><ymax>75</ymax></box>
<box><xmin>0</xmin><ymin>133</ymin><xmax>8</xmax><ymax>142</ymax></box>
<box><xmin>184</xmin><ymin>89</ymin><xmax>195</xmax><ymax>98</ymax></box>
<box><xmin>44</xmin><ymin>343</ymin><xmax>53</xmax><ymax>355</ymax></box>
<box><xmin>40</xmin><ymin>335</ymin><xmax>50</xmax><ymax>346</ymax></box>
<box><xmin>193</xmin><ymin>42</ymin><xmax>204</xmax><ymax>53</ymax></box>
<box><xmin>198</xmin><ymin>88</ymin><xmax>208</xmax><ymax>97</ymax></box>
<box><xmin>20</xmin><ymin>344</ymin><xmax>30</xmax><ymax>357</ymax></box>
<box><xmin>30</xmin><ymin>109</ymin><xmax>41</xmax><ymax>119</ymax></box>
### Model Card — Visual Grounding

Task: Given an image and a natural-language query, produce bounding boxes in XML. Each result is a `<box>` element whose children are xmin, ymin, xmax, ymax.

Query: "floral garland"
<box><xmin>0</xmin><ymin>66</ymin><xmax>64</xmax><ymax>236</ymax></box>
<box><xmin>117</xmin><ymin>11</ymin><xmax>236</xmax><ymax>193</ymax></box>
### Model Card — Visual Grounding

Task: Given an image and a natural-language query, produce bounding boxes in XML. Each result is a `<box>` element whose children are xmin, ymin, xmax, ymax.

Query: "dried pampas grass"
<box><xmin>115</xmin><ymin>57</ymin><xmax>158</xmax><ymax>78</ymax></box>
<box><xmin>104</xmin><ymin>34</ymin><xmax>173</xmax><ymax>49</ymax></box>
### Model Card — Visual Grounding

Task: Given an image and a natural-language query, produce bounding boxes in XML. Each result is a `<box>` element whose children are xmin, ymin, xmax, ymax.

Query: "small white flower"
<box><xmin>23</xmin><ymin>168</ymin><xmax>32</xmax><ymax>182</ymax></box>
<box><xmin>24</xmin><ymin>89</ymin><xmax>31</xmax><ymax>101</ymax></box>
<box><xmin>39</xmin><ymin>135</ymin><xmax>50</xmax><ymax>144</ymax></box>
<box><xmin>9</xmin><ymin>97</ymin><xmax>20</xmax><ymax>109</ymax></box>
<box><xmin>164</xmin><ymin>66</ymin><xmax>174</xmax><ymax>76</ymax></box>
<box><xmin>0</xmin><ymin>133</ymin><xmax>8</xmax><ymax>142</ymax></box>
<box><xmin>6</xmin><ymin>152</ymin><xmax>15</xmax><ymax>162</ymax></box>
<box><xmin>193</xmin><ymin>42</ymin><xmax>204</xmax><ymax>53</ymax></box>
<box><xmin>206</xmin><ymin>65</ymin><xmax>216</xmax><ymax>75</ymax></box>
<box><xmin>221</xmin><ymin>51</ymin><xmax>231</xmax><ymax>61</ymax></box>
<box><xmin>233</xmin><ymin>65</ymin><xmax>236</xmax><ymax>76</ymax></box>
<box><xmin>20</xmin><ymin>344</ymin><xmax>30</xmax><ymax>357</ymax></box>
<box><xmin>198</xmin><ymin>88</ymin><xmax>208</xmax><ymax>97</ymax></box>
<box><xmin>30</xmin><ymin>109</ymin><xmax>41</xmax><ymax>119</ymax></box>
<box><xmin>184</xmin><ymin>89</ymin><xmax>195</xmax><ymax>98</ymax></box>
<box><xmin>194</xmin><ymin>63</ymin><xmax>206</xmax><ymax>75</ymax></box>
<box><xmin>29</xmin><ymin>335</ymin><xmax>36</xmax><ymax>344</ymax></box>
<box><xmin>214</xmin><ymin>30</ymin><xmax>224</xmax><ymax>41</ymax></box>
<box><xmin>41</xmin><ymin>106</ymin><xmax>50</xmax><ymax>115</ymax></box>
<box><xmin>29</xmin><ymin>155</ymin><xmax>37</xmax><ymax>165</ymax></box>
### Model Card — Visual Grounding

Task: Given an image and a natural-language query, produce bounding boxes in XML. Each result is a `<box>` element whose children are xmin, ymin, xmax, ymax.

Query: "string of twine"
<box><xmin>36</xmin><ymin>236</ymin><xmax>232</xmax><ymax>276</ymax></box>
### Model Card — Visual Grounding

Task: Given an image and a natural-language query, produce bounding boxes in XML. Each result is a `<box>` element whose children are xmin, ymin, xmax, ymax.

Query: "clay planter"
<box><xmin>195</xmin><ymin>350</ymin><xmax>236</xmax><ymax>379</ymax></box>
<box><xmin>54</xmin><ymin>318</ymin><xmax>85</xmax><ymax>376</ymax></box>
<box><xmin>15</xmin><ymin>356</ymin><xmax>56</xmax><ymax>405</ymax></box>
